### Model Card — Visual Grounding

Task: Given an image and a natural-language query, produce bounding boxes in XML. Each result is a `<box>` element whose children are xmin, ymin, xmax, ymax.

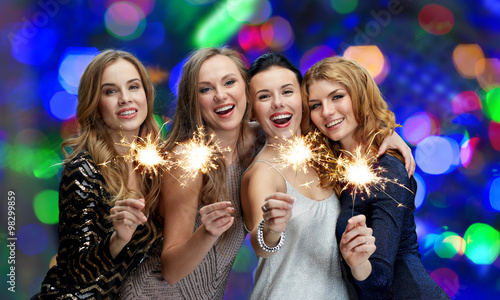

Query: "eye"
<box><xmin>283</xmin><ymin>89</ymin><xmax>293</xmax><ymax>95</ymax></box>
<box><xmin>105</xmin><ymin>89</ymin><xmax>117</xmax><ymax>96</ymax></box>
<box><xmin>199</xmin><ymin>87</ymin><xmax>211</xmax><ymax>93</ymax></box>
<box><xmin>225</xmin><ymin>79</ymin><xmax>236</xmax><ymax>86</ymax></box>
<box><xmin>310</xmin><ymin>103</ymin><xmax>320</xmax><ymax>110</ymax></box>
<box><xmin>130</xmin><ymin>85</ymin><xmax>140</xmax><ymax>90</ymax></box>
<box><xmin>332</xmin><ymin>94</ymin><xmax>344</xmax><ymax>100</ymax></box>
<box><xmin>258</xmin><ymin>94</ymin><xmax>270</xmax><ymax>101</ymax></box>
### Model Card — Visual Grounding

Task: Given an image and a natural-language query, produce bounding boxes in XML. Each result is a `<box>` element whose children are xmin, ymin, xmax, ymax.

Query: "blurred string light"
<box><xmin>104</xmin><ymin>1</ymin><xmax>146</xmax><ymax>40</ymax></box>
<box><xmin>33</xmin><ymin>190</ymin><xmax>59</xmax><ymax>224</ymax></box>
<box><xmin>402</xmin><ymin>112</ymin><xmax>440</xmax><ymax>146</ymax></box>
<box><xmin>460</xmin><ymin>137</ymin><xmax>480</xmax><ymax>168</ymax></box>
<box><xmin>430</xmin><ymin>268</ymin><xmax>460</xmax><ymax>298</ymax></box>
<box><xmin>452</xmin><ymin>44</ymin><xmax>485</xmax><ymax>79</ymax></box>
<box><xmin>107</xmin><ymin>0</ymin><xmax>156</xmax><ymax>16</ymax></box>
<box><xmin>168</xmin><ymin>57</ymin><xmax>189</xmax><ymax>99</ymax></box>
<box><xmin>18</xmin><ymin>224</ymin><xmax>49</xmax><ymax>256</ymax></box>
<box><xmin>49</xmin><ymin>91</ymin><xmax>78</xmax><ymax>121</ymax></box>
<box><xmin>413</xmin><ymin>173</ymin><xmax>426</xmax><ymax>210</ymax></box>
<box><xmin>451</xmin><ymin>91</ymin><xmax>482</xmax><ymax>115</ymax></box>
<box><xmin>184</xmin><ymin>0</ymin><xmax>216</xmax><ymax>5</ymax></box>
<box><xmin>488</xmin><ymin>177</ymin><xmax>500</xmax><ymax>211</ymax></box>
<box><xmin>475</xmin><ymin>58</ymin><xmax>500</xmax><ymax>92</ymax></box>
<box><xmin>343</xmin><ymin>45</ymin><xmax>389</xmax><ymax>84</ymax></box>
<box><xmin>434</xmin><ymin>231</ymin><xmax>466</xmax><ymax>259</ymax></box>
<box><xmin>330</xmin><ymin>0</ymin><xmax>358</xmax><ymax>14</ymax></box>
<box><xmin>58</xmin><ymin>47</ymin><xmax>99</xmax><ymax>95</ymax></box>
<box><xmin>415</xmin><ymin>136</ymin><xmax>460</xmax><ymax>175</ymax></box>
<box><xmin>485</xmin><ymin>88</ymin><xmax>500</xmax><ymax>122</ymax></box>
<box><xmin>418</xmin><ymin>4</ymin><xmax>454</xmax><ymax>35</ymax></box>
<box><xmin>237</xmin><ymin>15</ymin><xmax>293</xmax><ymax>52</ymax></box>
<box><xmin>489</xmin><ymin>121</ymin><xmax>500</xmax><ymax>151</ymax></box>
<box><xmin>299</xmin><ymin>45</ymin><xmax>336</xmax><ymax>75</ymax></box>
<box><xmin>10</xmin><ymin>28</ymin><xmax>57</xmax><ymax>65</ymax></box>
<box><xmin>193</xmin><ymin>2</ymin><xmax>241</xmax><ymax>47</ymax></box>
<box><xmin>464</xmin><ymin>223</ymin><xmax>500</xmax><ymax>264</ymax></box>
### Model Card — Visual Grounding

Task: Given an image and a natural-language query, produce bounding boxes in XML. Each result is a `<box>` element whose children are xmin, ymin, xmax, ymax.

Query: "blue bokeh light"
<box><xmin>49</xmin><ymin>91</ymin><xmax>78</xmax><ymax>121</ymax></box>
<box><xmin>415</xmin><ymin>136</ymin><xmax>461</xmax><ymax>175</ymax></box>
<box><xmin>17</xmin><ymin>223</ymin><xmax>49</xmax><ymax>256</ymax></box>
<box><xmin>10</xmin><ymin>28</ymin><xmax>57</xmax><ymax>65</ymax></box>
<box><xmin>58</xmin><ymin>47</ymin><xmax>100</xmax><ymax>94</ymax></box>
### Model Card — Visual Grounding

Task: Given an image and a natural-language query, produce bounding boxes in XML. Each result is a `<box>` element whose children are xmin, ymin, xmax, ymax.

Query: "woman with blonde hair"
<box><xmin>120</xmin><ymin>47</ymin><xmax>262</xmax><ymax>299</ymax></box>
<box><xmin>302</xmin><ymin>56</ymin><xmax>449</xmax><ymax>299</ymax></box>
<box><xmin>34</xmin><ymin>49</ymin><xmax>162</xmax><ymax>300</ymax></box>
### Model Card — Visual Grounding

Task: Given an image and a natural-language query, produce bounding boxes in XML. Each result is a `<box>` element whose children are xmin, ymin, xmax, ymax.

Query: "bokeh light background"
<box><xmin>1</xmin><ymin>0</ymin><xmax>499</xmax><ymax>299</ymax></box>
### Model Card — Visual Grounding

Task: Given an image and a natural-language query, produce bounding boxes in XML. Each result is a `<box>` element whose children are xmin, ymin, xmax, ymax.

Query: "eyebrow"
<box><xmin>198</xmin><ymin>73</ymin><xmax>238</xmax><ymax>86</ymax></box>
<box><xmin>255</xmin><ymin>83</ymin><xmax>295</xmax><ymax>95</ymax></box>
<box><xmin>308</xmin><ymin>88</ymin><xmax>342</xmax><ymax>102</ymax></box>
<box><xmin>101</xmin><ymin>78</ymin><xmax>141</xmax><ymax>89</ymax></box>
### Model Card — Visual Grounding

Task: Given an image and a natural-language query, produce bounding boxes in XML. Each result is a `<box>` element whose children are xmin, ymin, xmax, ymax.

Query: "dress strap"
<box><xmin>252</xmin><ymin>160</ymin><xmax>286</xmax><ymax>182</ymax></box>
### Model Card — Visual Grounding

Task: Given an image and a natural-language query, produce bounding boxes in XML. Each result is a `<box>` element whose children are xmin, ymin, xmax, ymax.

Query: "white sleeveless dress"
<box><xmin>250</xmin><ymin>160</ymin><xmax>349</xmax><ymax>300</ymax></box>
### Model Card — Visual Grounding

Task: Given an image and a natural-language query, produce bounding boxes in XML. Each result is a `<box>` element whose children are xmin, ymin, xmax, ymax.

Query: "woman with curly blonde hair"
<box><xmin>302</xmin><ymin>56</ymin><xmax>449</xmax><ymax>299</ymax></box>
<box><xmin>34</xmin><ymin>49</ymin><xmax>162</xmax><ymax>300</ymax></box>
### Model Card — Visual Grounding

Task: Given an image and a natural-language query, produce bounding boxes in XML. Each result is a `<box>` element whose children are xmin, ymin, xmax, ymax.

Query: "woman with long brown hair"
<box><xmin>34</xmin><ymin>49</ymin><xmax>162</xmax><ymax>300</ymax></box>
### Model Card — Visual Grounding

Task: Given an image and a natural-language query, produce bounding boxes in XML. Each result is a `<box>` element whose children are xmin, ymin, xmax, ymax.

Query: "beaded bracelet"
<box><xmin>256</xmin><ymin>219</ymin><xmax>285</xmax><ymax>253</ymax></box>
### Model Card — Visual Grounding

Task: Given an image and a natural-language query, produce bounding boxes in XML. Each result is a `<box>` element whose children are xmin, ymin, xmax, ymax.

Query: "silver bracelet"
<box><xmin>257</xmin><ymin>219</ymin><xmax>285</xmax><ymax>253</ymax></box>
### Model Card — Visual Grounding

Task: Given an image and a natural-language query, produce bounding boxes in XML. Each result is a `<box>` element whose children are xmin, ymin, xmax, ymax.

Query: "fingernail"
<box><xmin>288</xmin><ymin>204</ymin><xmax>293</xmax><ymax>209</ymax></box>
<box><xmin>290</xmin><ymin>197</ymin><xmax>296</xmax><ymax>201</ymax></box>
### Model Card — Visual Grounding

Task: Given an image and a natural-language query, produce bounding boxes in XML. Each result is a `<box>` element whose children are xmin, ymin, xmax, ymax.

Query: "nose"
<box><xmin>271</xmin><ymin>95</ymin><xmax>284</xmax><ymax>109</ymax></box>
<box><xmin>119</xmin><ymin>90</ymin><xmax>133</xmax><ymax>105</ymax></box>
<box><xmin>321</xmin><ymin>101</ymin><xmax>335</xmax><ymax>118</ymax></box>
<box><xmin>213</xmin><ymin>88</ymin><xmax>227</xmax><ymax>102</ymax></box>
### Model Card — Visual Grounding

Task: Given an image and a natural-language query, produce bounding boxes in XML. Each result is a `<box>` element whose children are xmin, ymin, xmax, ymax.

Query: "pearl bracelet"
<box><xmin>256</xmin><ymin>219</ymin><xmax>285</xmax><ymax>253</ymax></box>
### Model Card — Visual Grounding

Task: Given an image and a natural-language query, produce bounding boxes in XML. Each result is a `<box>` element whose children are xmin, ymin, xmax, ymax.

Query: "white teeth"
<box><xmin>271</xmin><ymin>114</ymin><xmax>292</xmax><ymax>121</ymax></box>
<box><xmin>215</xmin><ymin>105</ymin><xmax>234</xmax><ymax>113</ymax></box>
<box><xmin>119</xmin><ymin>110</ymin><xmax>137</xmax><ymax>116</ymax></box>
<box><xmin>326</xmin><ymin>118</ymin><xmax>343</xmax><ymax>128</ymax></box>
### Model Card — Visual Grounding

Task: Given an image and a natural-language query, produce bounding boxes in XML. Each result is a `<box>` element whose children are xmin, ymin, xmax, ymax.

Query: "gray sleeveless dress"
<box><xmin>250</xmin><ymin>160</ymin><xmax>349</xmax><ymax>300</ymax></box>
<box><xmin>119</xmin><ymin>162</ymin><xmax>247</xmax><ymax>300</ymax></box>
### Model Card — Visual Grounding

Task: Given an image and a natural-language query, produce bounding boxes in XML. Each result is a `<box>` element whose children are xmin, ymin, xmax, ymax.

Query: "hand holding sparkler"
<box><xmin>199</xmin><ymin>201</ymin><xmax>235</xmax><ymax>237</ymax></box>
<box><xmin>261</xmin><ymin>192</ymin><xmax>295</xmax><ymax>235</ymax></box>
<box><xmin>339</xmin><ymin>214</ymin><xmax>376</xmax><ymax>281</ymax></box>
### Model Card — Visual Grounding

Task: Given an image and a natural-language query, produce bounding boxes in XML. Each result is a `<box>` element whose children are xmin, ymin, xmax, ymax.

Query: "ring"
<box><xmin>262</xmin><ymin>205</ymin><xmax>268</xmax><ymax>212</ymax></box>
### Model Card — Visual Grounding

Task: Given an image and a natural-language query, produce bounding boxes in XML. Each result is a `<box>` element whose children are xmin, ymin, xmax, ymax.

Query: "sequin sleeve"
<box><xmin>36</xmin><ymin>152</ymin><xmax>152</xmax><ymax>299</ymax></box>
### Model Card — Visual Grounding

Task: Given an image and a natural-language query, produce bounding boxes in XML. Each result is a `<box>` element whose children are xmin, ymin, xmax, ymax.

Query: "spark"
<box><xmin>329</xmin><ymin>145</ymin><xmax>412</xmax><ymax>215</ymax></box>
<box><xmin>172</xmin><ymin>126</ymin><xmax>230</xmax><ymax>184</ymax></box>
<box><xmin>99</xmin><ymin>122</ymin><xmax>171</xmax><ymax>178</ymax></box>
<box><xmin>269</xmin><ymin>130</ymin><xmax>326</xmax><ymax>174</ymax></box>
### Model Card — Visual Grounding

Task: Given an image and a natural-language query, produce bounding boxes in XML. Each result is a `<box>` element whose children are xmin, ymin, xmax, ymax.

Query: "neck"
<box><xmin>209</xmin><ymin>126</ymin><xmax>240</xmax><ymax>165</ymax></box>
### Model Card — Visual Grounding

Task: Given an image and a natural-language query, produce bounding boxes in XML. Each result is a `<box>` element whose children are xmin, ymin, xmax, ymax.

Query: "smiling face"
<box><xmin>307</xmin><ymin>79</ymin><xmax>358</xmax><ymax>151</ymax></box>
<box><xmin>98</xmin><ymin>58</ymin><xmax>148</xmax><ymax>143</ymax></box>
<box><xmin>250</xmin><ymin>66</ymin><xmax>302</xmax><ymax>141</ymax></box>
<box><xmin>197</xmin><ymin>55</ymin><xmax>247</xmax><ymax>134</ymax></box>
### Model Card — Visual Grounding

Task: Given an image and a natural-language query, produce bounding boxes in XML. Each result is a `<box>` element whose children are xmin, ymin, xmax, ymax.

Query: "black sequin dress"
<box><xmin>335</xmin><ymin>154</ymin><xmax>450</xmax><ymax>300</ymax></box>
<box><xmin>35</xmin><ymin>152</ymin><xmax>154</xmax><ymax>300</ymax></box>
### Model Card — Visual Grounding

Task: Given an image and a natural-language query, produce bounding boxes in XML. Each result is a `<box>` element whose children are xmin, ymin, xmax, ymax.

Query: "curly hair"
<box><xmin>301</xmin><ymin>56</ymin><xmax>402</xmax><ymax>194</ymax></box>
<box><xmin>61</xmin><ymin>49</ymin><xmax>162</xmax><ymax>247</ymax></box>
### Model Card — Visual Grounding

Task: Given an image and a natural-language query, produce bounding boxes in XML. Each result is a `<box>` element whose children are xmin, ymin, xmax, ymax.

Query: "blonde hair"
<box><xmin>62</xmin><ymin>49</ymin><xmax>162</xmax><ymax>246</ymax></box>
<box><xmin>164</xmin><ymin>47</ymin><xmax>251</xmax><ymax>205</ymax></box>
<box><xmin>301</xmin><ymin>56</ymin><xmax>402</xmax><ymax>193</ymax></box>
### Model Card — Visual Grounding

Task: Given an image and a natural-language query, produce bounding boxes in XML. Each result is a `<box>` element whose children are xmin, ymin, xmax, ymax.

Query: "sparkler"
<box><xmin>172</xmin><ymin>126</ymin><xmax>230</xmax><ymax>195</ymax></box>
<box><xmin>268</xmin><ymin>130</ymin><xmax>326</xmax><ymax>186</ymax></box>
<box><xmin>270</xmin><ymin>130</ymin><xmax>325</xmax><ymax>173</ymax></box>
<box><xmin>329</xmin><ymin>145</ymin><xmax>412</xmax><ymax>216</ymax></box>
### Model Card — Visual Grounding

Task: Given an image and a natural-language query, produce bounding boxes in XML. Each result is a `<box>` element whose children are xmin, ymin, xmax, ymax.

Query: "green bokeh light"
<box><xmin>7</xmin><ymin>144</ymin><xmax>36</xmax><ymax>175</ymax></box>
<box><xmin>33</xmin><ymin>190</ymin><xmax>60</xmax><ymax>224</ymax></box>
<box><xmin>464</xmin><ymin>223</ymin><xmax>500</xmax><ymax>264</ymax></box>
<box><xmin>485</xmin><ymin>88</ymin><xmax>500</xmax><ymax>122</ymax></box>
<box><xmin>434</xmin><ymin>231</ymin><xmax>464</xmax><ymax>258</ymax></box>
<box><xmin>232</xmin><ymin>242</ymin><xmax>257</xmax><ymax>272</ymax></box>
<box><xmin>33</xmin><ymin>148</ymin><xmax>62</xmax><ymax>179</ymax></box>
<box><xmin>227</xmin><ymin>0</ymin><xmax>259</xmax><ymax>22</ymax></box>
<box><xmin>330</xmin><ymin>0</ymin><xmax>358</xmax><ymax>14</ymax></box>
<box><xmin>192</xmin><ymin>2</ymin><xmax>241</xmax><ymax>47</ymax></box>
